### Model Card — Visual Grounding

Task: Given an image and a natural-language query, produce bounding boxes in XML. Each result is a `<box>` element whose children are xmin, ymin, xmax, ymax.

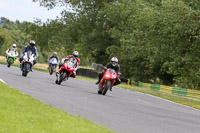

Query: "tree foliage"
<box><xmin>0</xmin><ymin>27</ymin><xmax>12</xmax><ymax>55</ymax></box>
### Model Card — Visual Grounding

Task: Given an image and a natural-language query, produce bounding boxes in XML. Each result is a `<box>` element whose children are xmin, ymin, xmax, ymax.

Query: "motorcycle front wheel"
<box><xmin>56</xmin><ymin>72</ymin><xmax>67</xmax><ymax>85</ymax></box>
<box><xmin>7</xmin><ymin>58</ymin><xmax>14</xmax><ymax>68</ymax></box>
<box><xmin>22</xmin><ymin>63</ymin><xmax>28</xmax><ymax>77</ymax></box>
<box><xmin>102</xmin><ymin>81</ymin><xmax>111</xmax><ymax>95</ymax></box>
<box><xmin>50</xmin><ymin>64</ymin><xmax>54</xmax><ymax>75</ymax></box>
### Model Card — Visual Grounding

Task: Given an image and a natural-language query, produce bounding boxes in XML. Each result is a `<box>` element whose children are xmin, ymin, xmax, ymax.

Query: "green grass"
<box><xmin>0</xmin><ymin>82</ymin><xmax>114</xmax><ymax>133</ymax></box>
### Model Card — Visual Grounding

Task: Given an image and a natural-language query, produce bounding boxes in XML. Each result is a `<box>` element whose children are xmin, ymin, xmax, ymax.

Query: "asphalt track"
<box><xmin>0</xmin><ymin>64</ymin><xmax>200</xmax><ymax>133</ymax></box>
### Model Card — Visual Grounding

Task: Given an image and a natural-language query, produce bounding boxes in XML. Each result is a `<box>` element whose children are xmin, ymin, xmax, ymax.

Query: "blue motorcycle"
<box><xmin>49</xmin><ymin>58</ymin><xmax>58</xmax><ymax>75</ymax></box>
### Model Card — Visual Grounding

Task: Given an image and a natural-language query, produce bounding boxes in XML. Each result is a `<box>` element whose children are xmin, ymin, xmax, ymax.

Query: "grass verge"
<box><xmin>118</xmin><ymin>84</ymin><xmax>200</xmax><ymax>110</ymax></box>
<box><xmin>0</xmin><ymin>82</ymin><xmax>114</xmax><ymax>133</ymax></box>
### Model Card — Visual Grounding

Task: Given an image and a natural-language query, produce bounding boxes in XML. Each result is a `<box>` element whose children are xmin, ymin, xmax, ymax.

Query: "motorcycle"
<box><xmin>21</xmin><ymin>51</ymin><xmax>34</xmax><ymax>77</ymax></box>
<box><xmin>6</xmin><ymin>50</ymin><xmax>18</xmax><ymax>68</ymax></box>
<box><xmin>49</xmin><ymin>58</ymin><xmax>58</xmax><ymax>75</ymax></box>
<box><xmin>55</xmin><ymin>59</ymin><xmax>74</xmax><ymax>85</ymax></box>
<box><xmin>98</xmin><ymin>68</ymin><xmax>117</xmax><ymax>95</ymax></box>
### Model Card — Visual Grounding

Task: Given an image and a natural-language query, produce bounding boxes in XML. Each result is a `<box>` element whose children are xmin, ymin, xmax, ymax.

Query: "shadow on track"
<box><xmin>82</xmin><ymin>90</ymin><xmax>117</xmax><ymax>98</ymax></box>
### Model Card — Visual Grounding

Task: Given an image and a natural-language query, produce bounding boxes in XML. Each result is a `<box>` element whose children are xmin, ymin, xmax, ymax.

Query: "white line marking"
<box><xmin>0</xmin><ymin>78</ymin><xmax>7</xmax><ymax>84</ymax></box>
<box><xmin>116</xmin><ymin>86</ymin><xmax>200</xmax><ymax>112</ymax></box>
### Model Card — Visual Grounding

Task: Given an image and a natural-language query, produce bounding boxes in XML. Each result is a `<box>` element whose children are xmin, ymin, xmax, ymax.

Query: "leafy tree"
<box><xmin>0</xmin><ymin>27</ymin><xmax>12</xmax><ymax>55</ymax></box>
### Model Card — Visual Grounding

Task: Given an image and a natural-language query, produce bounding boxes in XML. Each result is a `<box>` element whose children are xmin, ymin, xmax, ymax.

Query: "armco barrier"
<box><xmin>138</xmin><ymin>82</ymin><xmax>143</xmax><ymax>87</ymax></box>
<box><xmin>138</xmin><ymin>82</ymin><xmax>200</xmax><ymax>99</ymax></box>
<box><xmin>187</xmin><ymin>89</ymin><xmax>200</xmax><ymax>99</ymax></box>
<box><xmin>76</xmin><ymin>68</ymin><xmax>98</xmax><ymax>78</ymax></box>
<box><xmin>150</xmin><ymin>84</ymin><xmax>160</xmax><ymax>91</ymax></box>
<box><xmin>159</xmin><ymin>85</ymin><xmax>173</xmax><ymax>94</ymax></box>
<box><xmin>172</xmin><ymin>87</ymin><xmax>187</xmax><ymax>96</ymax></box>
<box><xmin>142</xmin><ymin>83</ymin><xmax>151</xmax><ymax>89</ymax></box>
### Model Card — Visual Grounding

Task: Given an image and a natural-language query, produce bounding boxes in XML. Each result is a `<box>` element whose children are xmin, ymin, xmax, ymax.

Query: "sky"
<box><xmin>0</xmin><ymin>0</ymin><xmax>67</xmax><ymax>22</ymax></box>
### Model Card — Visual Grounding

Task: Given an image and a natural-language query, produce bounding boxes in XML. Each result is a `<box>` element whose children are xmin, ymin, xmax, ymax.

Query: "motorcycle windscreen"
<box><xmin>27</xmin><ymin>51</ymin><xmax>32</xmax><ymax>58</ymax></box>
<box><xmin>108</xmin><ymin>68</ymin><xmax>116</xmax><ymax>74</ymax></box>
<box><xmin>50</xmin><ymin>58</ymin><xmax>58</xmax><ymax>65</ymax></box>
<box><xmin>67</xmin><ymin>62</ymin><xmax>74</xmax><ymax>71</ymax></box>
<box><xmin>10</xmin><ymin>51</ymin><xmax>15</xmax><ymax>57</ymax></box>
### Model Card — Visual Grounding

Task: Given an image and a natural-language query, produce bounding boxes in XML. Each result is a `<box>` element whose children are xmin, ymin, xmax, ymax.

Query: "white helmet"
<box><xmin>12</xmin><ymin>44</ymin><xmax>17</xmax><ymax>48</ymax></box>
<box><xmin>29</xmin><ymin>40</ymin><xmax>36</xmax><ymax>47</ymax></box>
<box><xmin>53</xmin><ymin>52</ymin><xmax>57</xmax><ymax>55</ymax></box>
<box><xmin>73</xmin><ymin>51</ymin><xmax>79</xmax><ymax>57</ymax></box>
<box><xmin>111</xmin><ymin>57</ymin><xmax>118</xmax><ymax>66</ymax></box>
<box><xmin>111</xmin><ymin>57</ymin><xmax>118</xmax><ymax>62</ymax></box>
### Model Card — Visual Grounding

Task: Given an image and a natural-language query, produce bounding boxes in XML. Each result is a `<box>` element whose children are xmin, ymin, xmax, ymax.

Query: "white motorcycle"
<box><xmin>21</xmin><ymin>51</ymin><xmax>35</xmax><ymax>77</ymax></box>
<box><xmin>6</xmin><ymin>50</ymin><xmax>18</xmax><ymax>68</ymax></box>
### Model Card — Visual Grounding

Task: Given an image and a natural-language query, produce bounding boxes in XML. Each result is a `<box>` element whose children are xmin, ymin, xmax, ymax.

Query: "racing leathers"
<box><xmin>19</xmin><ymin>45</ymin><xmax>38</xmax><ymax>70</ymax></box>
<box><xmin>6</xmin><ymin>46</ymin><xmax>18</xmax><ymax>58</ymax></box>
<box><xmin>48</xmin><ymin>54</ymin><xmax>60</xmax><ymax>69</ymax></box>
<box><xmin>58</xmin><ymin>55</ymin><xmax>80</xmax><ymax>78</ymax></box>
<box><xmin>96</xmin><ymin>62</ymin><xmax>121</xmax><ymax>89</ymax></box>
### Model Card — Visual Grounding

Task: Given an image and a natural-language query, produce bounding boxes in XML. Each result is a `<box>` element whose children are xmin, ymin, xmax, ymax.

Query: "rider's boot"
<box><xmin>20</xmin><ymin>63</ymin><xmax>23</xmax><ymax>71</ymax></box>
<box><xmin>30</xmin><ymin>67</ymin><xmax>33</xmax><ymax>72</ymax></box>
<box><xmin>72</xmin><ymin>71</ymin><xmax>76</xmax><ymax>78</ymax></box>
<box><xmin>56</xmin><ymin>72</ymin><xmax>59</xmax><ymax>77</ymax></box>
<box><xmin>95</xmin><ymin>78</ymin><xmax>101</xmax><ymax>85</ymax></box>
<box><xmin>95</xmin><ymin>73</ymin><xmax>103</xmax><ymax>85</ymax></box>
<box><xmin>30</xmin><ymin>64</ymin><xmax>33</xmax><ymax>72</ymax></box>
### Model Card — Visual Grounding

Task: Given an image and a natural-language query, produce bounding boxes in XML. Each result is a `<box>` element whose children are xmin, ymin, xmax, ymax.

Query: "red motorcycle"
<box><xmin>55</xmin><ymin>60</ymin><xmax>74</xmax><ymax>85</ymax></box>
<box><xmin>98</xmin><ymin>68</ymin><xmax>117</xmax><ymax>95</ymax></box>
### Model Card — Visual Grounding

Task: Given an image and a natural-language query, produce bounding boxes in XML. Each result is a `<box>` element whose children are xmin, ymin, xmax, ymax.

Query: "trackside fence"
<box><xmin>137</xmin><ymin>82</ymin><xmax>200</xmax><ymax>99</ymax></box>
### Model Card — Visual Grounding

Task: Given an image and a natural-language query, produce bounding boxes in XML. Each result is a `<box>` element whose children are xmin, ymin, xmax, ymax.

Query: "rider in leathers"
<box><xmin>6</xmin><ymin>44</ymin><xmax>18</xmax><ymax>58</ymax></box>
<box><xmin>57</xmin><ymin>51</ymin><xmax>80</xmax><ymax>78</ymax></box>
<box><xmin>95</xmin><ymin>57</ymin><xmax>121</xmax><ymax>91</ymax></box>
<box><xmin>19</xmin><ymin>40</ymin><xmax>38</xmax><ymax>71</ymax></box>
<box><xmin>48</xmin><ymin>52</ymin><xmax>60</xmax><ymax>69</ymax></box>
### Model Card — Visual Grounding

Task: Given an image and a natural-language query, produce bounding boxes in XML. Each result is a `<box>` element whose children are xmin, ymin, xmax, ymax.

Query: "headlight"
<box><xmin>106</xmin><ymin>74</ymin><xmax>110</xmax><ymax>77</ymax></box>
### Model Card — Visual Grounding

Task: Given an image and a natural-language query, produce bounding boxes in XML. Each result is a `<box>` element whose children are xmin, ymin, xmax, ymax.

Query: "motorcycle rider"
<box><xmin>48</xmin><ymin>52</ymin><xmax>60</xmax><ymax>70</ymax></box>
<box><xmin>57</xmin><ymin>51</ymin><xmax>80</xmax><ymax>78</ymax></box>
<box><xmin>19</xmin><ymin>40</ymin><xmax>38</xmax><ymax>71</ymax></box>
<box><xmin>6</xmin><ymin>44</ymin><xmax>18</xmax><ymax>58</ymax></box>
<box><xmin>95</xmin><ymin>57</ymin><xmax>121</xmax><ymax>91</ymax></box>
